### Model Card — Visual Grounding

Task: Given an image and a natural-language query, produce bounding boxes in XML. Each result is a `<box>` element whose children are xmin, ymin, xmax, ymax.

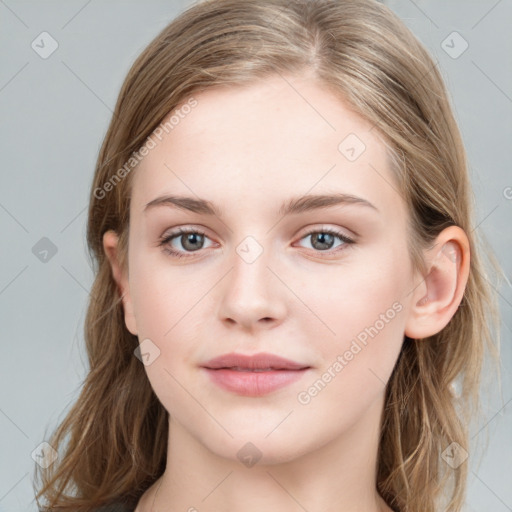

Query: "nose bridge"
<box><xmin>230</xmin><ymin>234</ymin><xmax>273</xmax><ymax>304</ymax></box>
<box><xmin>217</xmin><ymin>234</ymin><xmax>285</xmax><ymax>327</ymax></box>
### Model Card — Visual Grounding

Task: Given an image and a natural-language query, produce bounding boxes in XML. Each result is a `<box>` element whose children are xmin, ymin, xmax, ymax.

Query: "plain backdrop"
<box><xmin>0</xmin><ymin>1</ymin><xmax>511</xmax><ymax>511</ymax></box>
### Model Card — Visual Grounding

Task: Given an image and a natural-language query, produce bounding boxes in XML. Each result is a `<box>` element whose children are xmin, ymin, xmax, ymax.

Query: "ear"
<box><xmin>404</xmin><ymin>225</ymin><xmax>470</xmax><ymax>340</ymax></box>
<box><xmin>102</xmin><ymin>229</ymin><xmax>138</xmax><ymax>336</ymax></box>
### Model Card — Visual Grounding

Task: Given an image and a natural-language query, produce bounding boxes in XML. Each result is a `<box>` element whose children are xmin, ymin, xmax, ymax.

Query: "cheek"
<box><xmin>295</xmin><ymin>287</ymin><xmax>406</xmax><ymax>437</ymax></box>
<box><xmin>294</xmin><ymin>246</ymin><xmax>409</xmax><ymax>399</ymax></box>
<box><xmin>129</xmin><ymin>248</ymin><xmax>206</xmax><ymax>338</ymax></box>
<box><xmin>128</xmin><ymin>257</ymin><xmax>203</xmax><ymax>417</ymax></box>
<box><xmin>296</xmin><ymin>245</ymin><xmax>409</xmax><ymax>341</ymax></box>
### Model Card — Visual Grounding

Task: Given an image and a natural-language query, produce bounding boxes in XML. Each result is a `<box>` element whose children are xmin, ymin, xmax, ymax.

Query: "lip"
<box><xmin>200</xmin><ymin>352</ymin><xmax>311</xmax><ymax>396</ymax></box>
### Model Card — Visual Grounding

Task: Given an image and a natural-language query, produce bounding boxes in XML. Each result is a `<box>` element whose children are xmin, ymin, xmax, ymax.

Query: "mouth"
<box><xmin>201</xmin><ymin>352</ymin><xmax>311</xmax><ymax>396</ymax></box>
<box><xmin>202</xmin><ymin>352</ymin><xmax>309</xmax><ymax>371</ymax></box>
<box><xmin>213</xmin><ymin>366</ymin><xmax>299</xmax><ymax>372</ymax></box>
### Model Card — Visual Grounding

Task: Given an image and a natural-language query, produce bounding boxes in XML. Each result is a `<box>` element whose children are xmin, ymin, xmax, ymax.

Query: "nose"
<box><xmin>217</xmin><ymin>241</ymin><xmax>287</xmax><ymax>332</ymax></box>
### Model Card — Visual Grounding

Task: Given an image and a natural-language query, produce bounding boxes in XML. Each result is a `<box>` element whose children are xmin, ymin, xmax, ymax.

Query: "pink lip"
<box><xmin>201</xmin><ymin>352</ymin><xmax>310</xmax><ymax>397</ymax></box>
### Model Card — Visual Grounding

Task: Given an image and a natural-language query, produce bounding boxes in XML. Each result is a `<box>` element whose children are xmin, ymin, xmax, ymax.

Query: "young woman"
<box><xmin>34</xmin><ymin>0</ymin><xmax>501</xmax><ymax>511</ymax></box>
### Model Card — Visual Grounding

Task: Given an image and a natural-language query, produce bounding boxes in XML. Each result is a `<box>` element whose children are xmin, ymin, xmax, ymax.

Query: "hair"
<box><xmin>33</xmin><ymin>0</ymin><xmax>503</xmax><ymax>511</ymax></box>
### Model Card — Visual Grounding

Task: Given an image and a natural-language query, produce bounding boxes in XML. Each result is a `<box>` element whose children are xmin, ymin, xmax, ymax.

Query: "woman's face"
<box><xmin>112</xmin><ymin>75</ymin><xmax>420</xmax><ymax>464</ymax></box>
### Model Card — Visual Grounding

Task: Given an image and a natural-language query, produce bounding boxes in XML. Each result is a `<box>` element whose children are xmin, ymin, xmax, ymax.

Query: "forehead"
<box><xmin>131</xmin><ymin>75</ymin><xmax>400</xmax><ymax>219</ymax></box>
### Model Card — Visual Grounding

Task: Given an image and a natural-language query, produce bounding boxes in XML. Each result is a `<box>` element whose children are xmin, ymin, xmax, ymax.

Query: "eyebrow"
<box><xmin>144</xmin><ymin>192</ymin><xmax>379</xmax><ymax>217</ymax></box>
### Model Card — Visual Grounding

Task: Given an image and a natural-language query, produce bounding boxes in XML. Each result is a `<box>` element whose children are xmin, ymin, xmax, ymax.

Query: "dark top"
<box><xmin>39</xmin><ymin>502</ymin><xmax>133</xmax><ymax>512</ymax></box>
<box><xmin>92</xmin><ymin>503</ymin><xmax>133</xmax><ymax>512</ymax></box>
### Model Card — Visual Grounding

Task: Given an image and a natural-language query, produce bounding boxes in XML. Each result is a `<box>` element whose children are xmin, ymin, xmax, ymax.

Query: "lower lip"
<box><xmin>202</xmin><ymin>368</ymin><xmax>309</xmax><ymax>396</ymax></box>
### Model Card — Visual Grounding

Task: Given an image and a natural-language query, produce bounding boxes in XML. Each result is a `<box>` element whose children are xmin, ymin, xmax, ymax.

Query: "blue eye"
<box><xmin>297</xmin><ymin>227</ymin><xmax>355</xmax><ymax>253</ymax></box>
<box><xmin>158</xmin><ymin>227</ymin><xmax>355</xmax><ymax>259</ymax></box>
<box><xmin>158</xmin><ymin>227</ymin><xmax>212</xmax><ymax>258</ymax></box>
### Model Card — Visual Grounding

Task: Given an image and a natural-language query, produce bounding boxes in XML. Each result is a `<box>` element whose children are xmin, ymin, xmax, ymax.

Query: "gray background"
<box><xmin>0</xmin><ymin>1</ymin><xmax>510</xmax><ymax>511</ymax></box>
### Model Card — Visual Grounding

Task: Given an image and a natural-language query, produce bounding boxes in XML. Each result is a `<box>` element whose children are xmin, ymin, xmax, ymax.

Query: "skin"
<box><xmin>103</xmin><ymin>73</ymin><xmax>470</xmax><ymax>512</ymax></box>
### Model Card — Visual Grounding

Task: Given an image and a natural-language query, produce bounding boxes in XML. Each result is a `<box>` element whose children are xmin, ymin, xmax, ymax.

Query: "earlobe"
<box><xmin>102</xmin><ymin>230</ymin><xmax>138</xmax><ymax>336</ymax></box>
<box><xmin>404</xmin><ymin>226</ymin><xmax>470</xmax><ymax>340</ymax></box>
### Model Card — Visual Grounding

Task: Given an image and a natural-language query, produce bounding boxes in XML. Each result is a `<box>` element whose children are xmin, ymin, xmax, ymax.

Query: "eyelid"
<box><xmin>295</xmin><ymin>224</ymin><xmax>356</xmax><ymax>241</ymax></box>
<box><xmin>160</xmin><ymin>224</ymin><xmax>211</xmax><ymax>241</ymax></box>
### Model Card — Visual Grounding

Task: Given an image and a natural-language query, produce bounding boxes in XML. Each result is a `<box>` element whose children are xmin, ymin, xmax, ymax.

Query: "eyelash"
<box><xmin>158</xmin><ymin>226</ymin><xmax>355</xmax><ymax>259</ymax></box>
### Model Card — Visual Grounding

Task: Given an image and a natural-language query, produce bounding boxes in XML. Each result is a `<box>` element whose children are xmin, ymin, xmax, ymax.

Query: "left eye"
<box><xmin>158</xmin><ymin>227</ymin><xmax>355</xmax><ymax>259</ymax></box>
<box><xmin>158</xmin><ymin>228</ymin><xmax>214</xmax><ymax>258</ymax></box>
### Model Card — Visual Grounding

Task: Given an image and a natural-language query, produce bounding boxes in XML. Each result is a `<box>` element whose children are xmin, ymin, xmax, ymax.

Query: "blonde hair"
<box><xmin>34</xmin><ymin>0</ymin><xmax>502</xmax><ymax>510</ymax></box>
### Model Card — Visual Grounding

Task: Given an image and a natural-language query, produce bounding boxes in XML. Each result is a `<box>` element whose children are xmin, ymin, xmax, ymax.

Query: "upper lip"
<box><xmin>201</xmin><ymin>352</ymin><xmax>310</xmax><ymax>370</ymax></box>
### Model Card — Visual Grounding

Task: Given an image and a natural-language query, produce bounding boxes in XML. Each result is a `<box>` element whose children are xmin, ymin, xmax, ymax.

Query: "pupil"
<box><xmin>313</xmin><ymin>233</ymin><xmax>333</xmax><ymax>250</ymax></box>
<box><xmin>183</xmin><ymin>233</ymin><xmax>203</xmax><ymax>251</ymax></box>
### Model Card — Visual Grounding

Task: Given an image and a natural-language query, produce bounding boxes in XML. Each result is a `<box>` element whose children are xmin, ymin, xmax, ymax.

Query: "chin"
<box><xmin>199</xmin><ymin>428</ymin><xmax>315</xmax><ymax>467</ymax></box>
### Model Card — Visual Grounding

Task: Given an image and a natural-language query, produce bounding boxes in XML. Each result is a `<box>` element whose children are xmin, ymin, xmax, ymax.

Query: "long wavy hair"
<box><xmin>33</xmin><ymin>0</ymin><xmax>502</xmax><ymax>510</ymax></box>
